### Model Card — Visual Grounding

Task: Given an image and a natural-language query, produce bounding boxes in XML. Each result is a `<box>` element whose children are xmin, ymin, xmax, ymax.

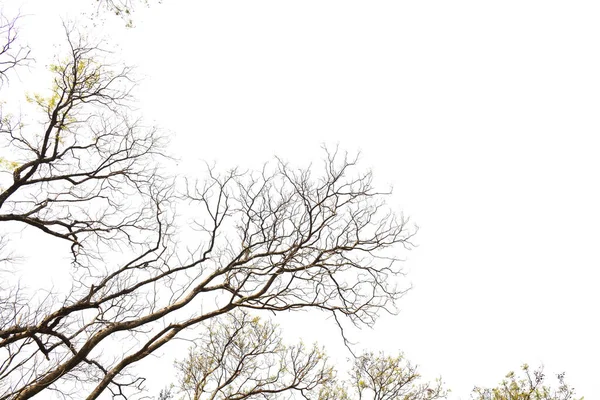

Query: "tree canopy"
<box><xmin>0</xmin><ymin>7</ymin><xmax>414</xmax><ymax>399</ymax></box>
<box><xmin>0</xmin><ymin>2</ymin><xmax>587</xmax><ymax>400</ymax></box>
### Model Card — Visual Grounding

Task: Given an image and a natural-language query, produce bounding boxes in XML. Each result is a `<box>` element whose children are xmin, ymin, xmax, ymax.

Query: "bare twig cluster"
<box><xmin>94</xmin><ymin>0</ymin><xmax>161</xmax><ymax>26</ymax></box>
<box><xmin>0</xmin><ymin>12</ymin><xmax>31</xmax><ymax>86</ymax></box>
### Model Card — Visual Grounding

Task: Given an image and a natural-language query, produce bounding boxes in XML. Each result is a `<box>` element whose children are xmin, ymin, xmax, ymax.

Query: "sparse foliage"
<box><xmin>471</xmin><ymin>364</ymin><xmax>582</xmax><ymax>400</ymax></box>
<box><xmin>345</xmin><ymin>352</ymin><xmax>447</xmax><ymax>400</ymax></box>
<box><xmin>94</xmin><ymin>0</ymin><xmax>162</xmax><ymax>26</ymax></box>
<box><xmin>173</xmin><ymin>311</ymin><xmax>334</xmax><ymax>400</ymax></box>
<box><xmin>169</xmin><ymin>315</ymin><xmax>448</xmax><ymax>400</ymax></box>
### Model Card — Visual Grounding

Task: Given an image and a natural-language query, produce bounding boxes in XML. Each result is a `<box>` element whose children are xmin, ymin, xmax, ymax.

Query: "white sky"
<box><xmin>4</xmin><ymin>1</ymin><xmax>600</xmax><ymax>399</ymax></box>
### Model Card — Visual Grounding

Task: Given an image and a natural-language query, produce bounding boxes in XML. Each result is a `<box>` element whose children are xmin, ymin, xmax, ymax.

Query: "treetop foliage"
<box><xmin>471</xmin><ymin>364</ymin><xmax>582</xmax><ymax>400</ymax></box>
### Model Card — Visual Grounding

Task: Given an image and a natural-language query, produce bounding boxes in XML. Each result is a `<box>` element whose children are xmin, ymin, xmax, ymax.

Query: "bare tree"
<box><xmin>172</xmin><ymin>311</ymin><xmax>333</xmax><ymax>400</ymax></box>
<box><xmin>0</xmin><ymin>23</ymin><xmax>415</xmax><ymax>400</ymax></box>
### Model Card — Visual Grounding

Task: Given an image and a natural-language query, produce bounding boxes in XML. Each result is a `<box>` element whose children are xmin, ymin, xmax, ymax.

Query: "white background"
<box><xmin>4</xmin><ymin>1</ymin><xmax>600</xmax><ymax>398</ymax></box>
